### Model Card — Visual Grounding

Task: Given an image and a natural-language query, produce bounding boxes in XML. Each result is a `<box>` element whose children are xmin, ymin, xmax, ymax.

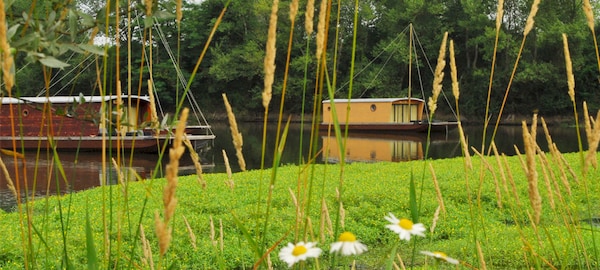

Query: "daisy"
<box><xmin>330</xmin><ymin>231</ymin><xmax>368</xmax><ymax>256</ymax></box>
<box><xmin>278</xmin><ymin>241</ymin><xmax>322</xmax><ymax>268</ymax></box>
<box><xmin>384</xmin><ymin>212</ymin><xmax>426</xmax><ymax>241</ymax></box>
<box><xmin>420</xmin><ymin>251</ymin><xmax>460</xmax><ymax>265</ymax></box>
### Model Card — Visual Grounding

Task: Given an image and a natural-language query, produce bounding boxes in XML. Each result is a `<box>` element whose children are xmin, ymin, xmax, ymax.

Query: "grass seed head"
<box><xmin>523</xmin><ymin>0</ymin><xmax>540</xmax><ymax>36</ymax></box>
<box><xmin>562</xmin><ymin>34</ymin><xmax>575</xmax><ymax>103</ymax></box>
<box><xmin>583</xmin><ymin>0</ymin><xmax>595</xmax><ymax>31</ymax></box>
<box><xmin>428</xmin><ymin>32</ymin><xmax>448</xmax><ymax>115</ymax></box>
<box><xmin>316</xmin><ymin>0</ymin><xmax>327</xmax><ymax>60</ymax></box>
<box><xmin>305</xmin><ymin>0</ymin><xmax>315</xmax><ymax>35</ymax></box>
<box><xmin>290</xmin><ymin>0</ymin><xmax>298</xmax><ymax>22</ymax></box>
<box><xmin>496</xmin><ymin>0</ymin><xmax>504</xmax><ymax>30</ymax></box>
<box><xmin>263</xmin><ymin>0</ymin><xmax>279</xmax><ymax>110</ymax></box>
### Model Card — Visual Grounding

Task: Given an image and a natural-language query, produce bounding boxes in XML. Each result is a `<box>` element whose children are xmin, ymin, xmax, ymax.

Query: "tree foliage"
<box><xmin>7</xmin><ymin>0</ymin><xmax>600</xmax><ymax>119</ymax></box>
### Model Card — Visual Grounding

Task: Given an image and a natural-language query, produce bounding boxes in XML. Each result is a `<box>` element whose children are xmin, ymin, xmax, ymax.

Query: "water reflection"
<box><xmin>0</xmin><ymin>122</ymin><xmax>587</xmax><ymax>211</ymax></box>
<box><xmin>322</xmin><ymin>133</ymin><xmax>423</xmax><ymax>163</ymax></box>
<box><xmin>321</xmin><ymin>126</ymin><xmax>587</xmax><ymax>165</ymax></box>
<box><xmin>0</xmin><ymin>150</ymin><xmax>215</xmax><ymax>212</ymax></box>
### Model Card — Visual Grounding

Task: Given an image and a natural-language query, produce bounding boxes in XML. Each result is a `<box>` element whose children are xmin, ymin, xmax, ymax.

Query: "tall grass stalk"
<box><xmin>564</xmin><ymin>33</ymin><xmax>600</xmax><ymax>263</ymax></box>
<box><xmin>481</xmin><ymin>0</ymin><xmax>504</xmax><ymax>152</ymax></box>
<box><xmin>304</xmin><ymin>0</ymin><xmax>331</xmax><ymax>246</ymax></box>
<box><xmin>329</xmin><ymin>1</ymin><xmax>360</xmax><ymax>266</ymax></box>
<box><xmin>449</xmin><ymin>39</ymin><xmax>471</xmax><ymax>169</ymax></box>
<box><xmin>5</xmin><ymin>0</ymin><xmax>600</xmax><ymax>269</ymax></box>
<box><xmin>583</xmin><ymin>0</ymin><xmax>600</xmax><ymax>73</ymax></box>
<box><xmin>222</xmin><ymin>93</ymin><xmax>246</xmax><ymax>171</ymax></box>
<box><xmin>488</xmin><ymin>0</ymin><xmax>540</xmax><ymax>153</ymax></box>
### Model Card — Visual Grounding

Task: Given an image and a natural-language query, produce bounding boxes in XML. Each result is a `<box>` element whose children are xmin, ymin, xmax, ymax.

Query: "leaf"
<box><xmin>6</xmin><ymin>24</ymin><xmax>19</xmax><ymax>40</ymax></box>
<box><xmin>68</xmin><ymin>10</ymin><xmax>77</xmax><ymax>42</ymax></box>
<box><xmin>38</xmin><ymin>56</ymin><xmax>70</xmax><ymax>69</ymax></box>
<box><xmin>85</xmin><ymin>207</ymin><xmax>99</xmax><ymax>270</ymax></box>
<box><xmin>78</xmin><ymin>44</ymin><xmax>106</xmax><ymax>56</ymax></box>
<box><xmin>153</xmin><ymin>10</ymin><xmax>176</xmax><ymax>20</ymax></box>
<box><xmin>144</xmin><ymin>16</ymin><xmax>154</xmax><ymax>29</ymax></box>
<box><xmin>77</xmin><ymin>11</ymin><xmax>96</xmax><ymax>28</ymax></box>
<box><xmin>160</xmin><ymin>113</ymin><xmax>170</xmax><ymax>128</ymax></box>
<box><xmin>63</xmin><ymin>44</ymin><xmax>84</xmax><ymax>54</ymax></box>
<box><xmin>384</xmin><ymin>244</ymin><xmax>398</xmax><ymax>270</ymax></box>
<box><xmin>231</xmin><ymin>212</ymin><xmax>259</xmax><ymax>258</ymax></box>
<box><xmin>272</xmin><ymin>117</ymin><xmax>291</xmax><ymax>169</ymax></box>
<box><xmin>409</xmin><ymin>170</ymin><xmax>418</xmax><ymax>223</ymax></box>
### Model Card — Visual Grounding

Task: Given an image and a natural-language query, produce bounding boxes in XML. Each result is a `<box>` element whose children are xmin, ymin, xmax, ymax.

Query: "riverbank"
<box><xmin>0</xmin><ymin>151</ymin><xmax>598</xmax><ymax>268</ymax></box>
<box><xmin>204</xmin><ymin>110</ymin><xmax>578</xmax><ymax>126</ymax></box>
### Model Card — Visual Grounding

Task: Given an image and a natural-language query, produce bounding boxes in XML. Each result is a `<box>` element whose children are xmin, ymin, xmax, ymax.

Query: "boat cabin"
<box><xmin>0</xmin><ymin>95</ymin><xmax>153</xmax><ymax>137</ymax></box>
<box><xmin>322</xmin><ymin>98</ymin><xmax>425</xmax><ymax>125</ymax></box>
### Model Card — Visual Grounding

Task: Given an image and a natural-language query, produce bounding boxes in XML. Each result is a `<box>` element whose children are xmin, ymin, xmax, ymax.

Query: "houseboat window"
<box><xmin>370</xmin><ymin>104</ymin><xmax>377</xmax><ymax>112</ymax></box>
<box><xmin>22</xmin><ymin>109</ymin><xmax>29</xmax><ymax>117</ymax></box>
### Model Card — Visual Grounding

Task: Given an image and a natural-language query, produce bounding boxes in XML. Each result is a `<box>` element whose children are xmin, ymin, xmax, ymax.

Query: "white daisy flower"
<box><xmin>330</xmin><ymin>231</ymin><xmax>368</xmax><ymax>256</ymax></box>
<box><xmin>278</xmin><ymin>241</ymin><xmax>322</xmax><ymax>268</ymax></box>
<box><xmin>420</xmin><ymin>251</ymin><xmax>460</xmax><ymax>265</ymax></box>
<box><xmin>384</xmin><ymin>212</ymin><xmax>426</xmax><ymax>241</ymax></box>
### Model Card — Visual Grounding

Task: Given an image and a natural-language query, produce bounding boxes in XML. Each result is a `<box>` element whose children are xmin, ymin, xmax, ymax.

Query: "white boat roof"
<box><xmin>0</xmin><ymin>95</ymin><xmax>151</xmax><ymax>104</ymax></box>
<box><xmin>322</xmin><ymin>97</ymin><xmax>425</xmax><ymax>103</ymax></box>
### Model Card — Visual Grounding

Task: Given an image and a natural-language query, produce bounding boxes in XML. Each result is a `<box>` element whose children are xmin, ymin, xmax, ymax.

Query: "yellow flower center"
<box><xmin>292</xmin><ymin>245</ymin><xmax>308</xmax><ymax>256</ymax></box>
<box><xmin>433</xmin><ymin>251</ymin><xmax>448</xmax><ymax>259</ymax></box>
<box><xmin>399</xmin><ymin>218</ymin><xmax>414</xmax><ymax>230</ymax></box>
<box><xmin>338</xmin><ymin>232</ymin><xmax>356</xmax><ymax>242</ymax></box>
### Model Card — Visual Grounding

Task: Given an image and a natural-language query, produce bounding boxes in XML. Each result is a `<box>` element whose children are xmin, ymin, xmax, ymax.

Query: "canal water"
<box><xmin>0</xmin><ymin>122</ymin><xmax>586</xmax><ymax>211</ymax></box>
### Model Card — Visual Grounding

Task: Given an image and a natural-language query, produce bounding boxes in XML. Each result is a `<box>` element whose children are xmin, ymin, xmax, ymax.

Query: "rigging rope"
<box><xmin>153</xmin><ymin>16</ymin><xmax>210</xmax><ymax>128</ymax></box>
<box><xmin>335</xmin><ymin>24</ymin><xmax>458</xmax><ymax>121</ymax></box>
<box><xmin>337</xmin><ymin>24</ymin><xmax>410</xmax><ymax>93</ymax></box>
<box><xmin>37</xmin><ymin>53</ymin><xmax>96</xmax><ymax>97</ymax></box>
<box><xmin>412</xmin><ymin>28</ymin><xmax>457</xmax><ymax>120</ymax></box>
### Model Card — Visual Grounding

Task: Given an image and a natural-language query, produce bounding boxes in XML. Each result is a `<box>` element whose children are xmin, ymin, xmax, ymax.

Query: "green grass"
<box><xmin>0</xmin><ymin>152</ymin><xmax>598</xmax><ymax>269</ymax></box>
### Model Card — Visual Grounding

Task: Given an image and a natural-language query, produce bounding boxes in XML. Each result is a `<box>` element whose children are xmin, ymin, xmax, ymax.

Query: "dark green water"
<box><xmin>0</xmin><ymin>122</ymin><xmax>587</xmax><ymax>211</ymax></box>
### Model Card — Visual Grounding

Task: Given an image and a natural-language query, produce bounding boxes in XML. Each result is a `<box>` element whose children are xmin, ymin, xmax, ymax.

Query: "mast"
<box><xmin>408</xmin><ymin>23</ymin><xmax>413</xmax><ymax>121</ymax></box>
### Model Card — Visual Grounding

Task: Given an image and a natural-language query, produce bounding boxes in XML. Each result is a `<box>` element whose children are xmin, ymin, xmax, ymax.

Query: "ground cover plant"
<box><xmin>0</xmin><ymin>152</ymin><xmax>598</xmax><ymax>269</ymax></box>
<box><xmin>1</xmin><ymin>0</ymin><xmax>600</xmax><ymax>269</ymax></box>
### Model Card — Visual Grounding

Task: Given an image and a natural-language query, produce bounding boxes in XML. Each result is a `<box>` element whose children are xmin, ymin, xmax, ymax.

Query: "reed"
<box><xmin>523</xmin><ymin>0</ymin><xmax>540</xmax><ymax>37</ymax></box>
<box><xmin>449</xmin><ymin>39</ymin><xmax>472</xmax><ymax>168</ymax></box>
<box><xmin>4</xmin><ymin>0</ymin><xmax>600</xmax><ymax>269</ymax></box>
<box><xmin>429</xmin><ymin>205</ymin><xmax>441</xmax><ymax>234</ymax></box>
<box><xmin>316</xmin><ymin>0</ymin><xmax>328</xmax><ymax>61</ymax></box>
<box><xmin>0</xmin><ymin>156</ymin><xmax>16</xmax><ymax>197</ymax></box>
<box><xmin>489</xmin><ymin>0</ymin><xmax>541</xmax><ymax>149</ymax></box>
<box><xmin>155</xmin><ymin>108</ymin><xmax>188</xmax><ymax>258</ymax></box>
<box><xmin>471</xmin><ymin>147</ymin><xmax>503</xmax><ymax>208</ymax></box>
<box><xmin>582</xmin><ymin>103</ymin><xmax>600</xmax><ymax>173</ymax></box>
<box><xmin>139</xmin><ymin>224</ymin><xmax>155</xmax><ymax>270</ymax></box>
<box><xmin>428</xmin><ymin>164</ymin><xmax>446</xmax><ymax>216</ymax></box>
<box><xmin>476</xmin><ymin>241</ymin><xmax>487</xmax><ymax>270</ymax></box>
<box><xmin>182</xmin><ymin>215</ymin><xmax>197</xmax><ymax>250</ymax></box>
<box><xmin>222</xmin><ymin>150</ymin><xmax>234</xmax><ymax>190</ymax></box>
<box><xmin>521</xmin><ymin>118</ymin><xmax>542</xmax><ymax>225</ymax></box>
<box><xmin>222</xmin><ymin>93</ymin><xmax>246</xmax><ymax>171</ymax></box>
<box><xmin>147</xmin><ymin>79</ymin><xmax>160</xmax><ymax>131</ymax></box>
<box><xmin>262</xmin><ymin>0</ymin><xmax>278</xmax><ymax>110</ymax></box>
<box><xmin>0</xmin><ymin>0</ymin><xmax>13</xmax><ymax>93</ymax></box>
<box><xmin>563</xmin><ymin>34</ymin><xmax>576</xmax><ymax>103</ymax></box>
<box><xmin>305</xmin><ymin>0</ymin><xmax>315</xmax><ymax>35</ymax></box>
<box><xmin>183</xmin><ymin>137</ymin><xmax>206</xmax><ymax>188</ymax></box>
<box><xmin>427</xmin><ymin>32</ymin><xmax>448</xmax><ymax>116</ymax></box>
<box><xmin>482</xmin><ymin>0</ymin><xmax>504</xmax><ymax>152</ymax></box>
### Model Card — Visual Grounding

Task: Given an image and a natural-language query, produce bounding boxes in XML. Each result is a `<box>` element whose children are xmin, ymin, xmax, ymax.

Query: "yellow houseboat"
<box><xmin>320</xmin><ymin>98</ymin><xmax>457</xmax><ymax>132</ymax></box>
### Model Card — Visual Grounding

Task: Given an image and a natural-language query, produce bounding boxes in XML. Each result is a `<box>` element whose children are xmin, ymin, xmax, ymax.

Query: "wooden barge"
<box><xmin>320</xmin><ymin>98</ymin><xmax>457</xmax><ymax>133</ymax></box>
<box><xmin>0</xmin><ymin>95</ymin><xmax>215</xmax><ymax>152</ymax></box>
